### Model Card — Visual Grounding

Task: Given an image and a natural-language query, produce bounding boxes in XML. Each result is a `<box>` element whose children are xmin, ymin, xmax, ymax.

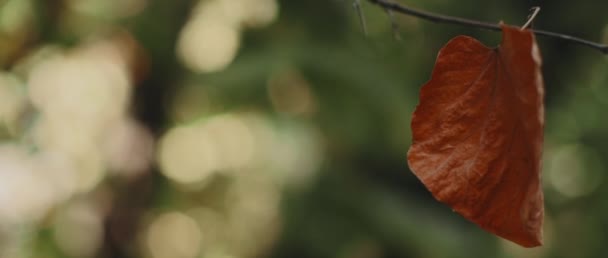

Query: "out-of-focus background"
<box><xmin>0</xmin><ymin>0</ymin><xmax>607</xmax><ymax>257</ymax></box>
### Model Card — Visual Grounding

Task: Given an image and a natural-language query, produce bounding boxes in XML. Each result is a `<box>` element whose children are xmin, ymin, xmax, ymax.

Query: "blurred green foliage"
<box><xmin>0</xmin><ymin>0</ymin><xmax>608</xmax><ymax>258</ymax></box>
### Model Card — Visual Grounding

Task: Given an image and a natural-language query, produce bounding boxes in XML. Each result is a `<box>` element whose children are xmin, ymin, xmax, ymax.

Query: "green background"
<box><xmin>0</xmin><ymin>0</ymin><xmax>607</xmax><ymax>257</ymax></box>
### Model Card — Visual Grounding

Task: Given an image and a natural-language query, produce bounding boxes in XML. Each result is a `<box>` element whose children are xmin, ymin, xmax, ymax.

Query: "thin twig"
<box><xmin>353</xmin><ymin>0</ymin><xmax>368</xmax><ymax>35</ymax></box>
<box><xmin>383</xmin><ymin>8</ymin><xmax>401</xmax><ymax>40</ymax></box>
<box><xmin>367</xmin><ymin>0</ymin><xmax>608</xmax><ymax>54</ymax></box>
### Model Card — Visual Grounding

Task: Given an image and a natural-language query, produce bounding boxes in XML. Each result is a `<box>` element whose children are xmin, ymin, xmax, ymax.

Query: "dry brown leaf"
<box><xmin>407</xmin><ymin>24</ymin><xmax>544</xmax><ymax>247</ymax></box>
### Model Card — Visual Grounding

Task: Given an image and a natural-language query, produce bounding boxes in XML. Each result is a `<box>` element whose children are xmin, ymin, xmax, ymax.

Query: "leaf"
<box><xmin>407</xmin><ymin>24</ymin><xmax>544</xmax><ymax>247</ymax></box>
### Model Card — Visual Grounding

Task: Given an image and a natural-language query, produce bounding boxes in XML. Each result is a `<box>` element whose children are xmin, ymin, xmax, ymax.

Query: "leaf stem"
<box><xmin>367</xmin><ymin>0</ymin><xmax>608</xmax><ymax>54</ymax></box>
<box><xmin>521</xmin><ymin>7</ymin><xmax>540</xmax><ymax>30</ymax></box>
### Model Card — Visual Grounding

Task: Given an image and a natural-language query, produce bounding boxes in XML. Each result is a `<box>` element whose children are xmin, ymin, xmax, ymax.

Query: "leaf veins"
<box><xmin>407</xmin><ymin>24</ymin><xmax>545</xmax><ymax>247</ymax></box>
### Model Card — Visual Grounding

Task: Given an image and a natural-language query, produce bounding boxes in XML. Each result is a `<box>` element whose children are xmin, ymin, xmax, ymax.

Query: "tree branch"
<box><xmin>367</xmin><ymin>0</ymin><xmax>608</xmax><ymax>54</ymax></box>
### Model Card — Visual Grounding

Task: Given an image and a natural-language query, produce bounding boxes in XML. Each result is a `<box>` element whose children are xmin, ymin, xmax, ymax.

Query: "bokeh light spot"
<box><xmin>102</xmin><ymin>117</ymin><xmax>155</xmax><ymax>178</ymax></box>
<box><xmin>203</xmin><ymin>114</ymin><xmax>255</xmax><ymax>171</ymax></box>
<box><xmin>27</xmin><ymin>53</ymin><xmax>130</xmax><ymax>124</ymax></box>
<box><xmin>53</xmin><ymin>202</ymin><xmax>103</xmax><ymax>258</ymax></box>
<box><xmin>147</xmin><ymin>212</ymin><xmax>202</xmax><ymax>258</ymax></box>
<box><xmin>547</xmin><ymin>143</ymin><xmax>603</xmax><ymax>198</ymax></box>
<box><xmin>158</xmin><ymin>125</ymin><xmax>219</xmax><ymax>184</ymax></box>
<box><xmin>0</xmin><ymin>145</ymin><xmax>54</xmax><ymax>223</ymax></box>
<box><xmin>177</xmin><ymin>17</ymin><xmax>240</xmax><ymax>73</ymax></box>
